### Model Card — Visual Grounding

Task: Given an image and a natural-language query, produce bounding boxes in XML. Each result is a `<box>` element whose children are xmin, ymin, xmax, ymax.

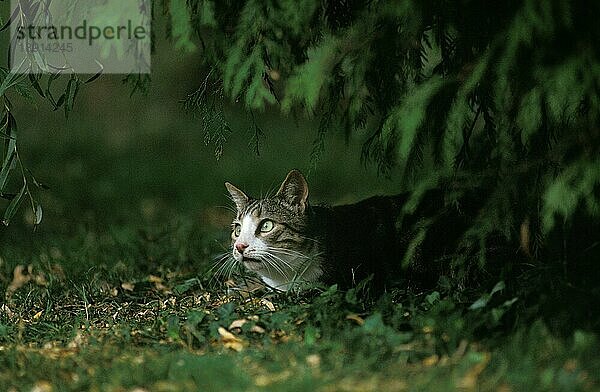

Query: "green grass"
<box><xmin>1</xmin><ymin>216</ymin><xmax>599</xmax><ymax>391</ymax></box>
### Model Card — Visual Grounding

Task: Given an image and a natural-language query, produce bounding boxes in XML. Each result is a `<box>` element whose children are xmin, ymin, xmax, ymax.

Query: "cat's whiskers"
<box><xmin>264</xmin><ymin>245</ymin><xmax>305</xmax><ymax>255</ymax></box>
<box><xmin>208</xmin><ymin>253</ymin><xmax>231</xmax><ymax>274</ymax></box>
<box><xmin>295</xmin><ymin>252</ymin><xmax>324</xmax><ymax>280</ymax></box>
<box><xmin>266</xmin><ymin>247</ymin><xmax>312</xmax><ymax>260</ymax></box>
<box><xmin>216</xmin><ymin>204</ymin><xmax>239</xmax><ymax>215</ymax></box>
<box><xmin>217</xmin><ymin>259</ymin><xmax>235</xmax><ymax>279</ymax></box>
<box><xmin>296</xmin><ymin>234</ymin><xmax>320</xmax><ymax>244</ymax></box>
<box><xmin>256</xmin><ymin>252</ymin><xmax>290</xmax><ymax>280</ymax></box>
<box><xmin>256</xmin><ymin>255</ymin><xmax>275</xmax><ymax>275</ymax></box>
<box><xmin>264</xmin><ymin>184</ymin><xmax>278</xmax><ymax>199</ymax></box>
<box><xmin>209</xmin><ymin>251</ymin><xmax>246</xmax><ymax>284</ymax></box>
<box><xmin>263</xmin><ymin>247</ymin><xmax>324</xmax><ymax>285</ymax></box>
<box><xmin>258</xmin><ymin>255</ymin><xmax>279</xmax><ymax>281</ymax></box>
<box><xmin>263</xmin><ymin>252</ymin><xmax>294</xmax><ymax>274</ymax></box>
<box><xmin>264</xmin><ymin>249</ymin><xmax>324</xmax><ymax>286</ymax></box>
<box><xmin>263</xmin><ymin>247</ymin><xmax>299</xmax><ymax>267</ymax></box>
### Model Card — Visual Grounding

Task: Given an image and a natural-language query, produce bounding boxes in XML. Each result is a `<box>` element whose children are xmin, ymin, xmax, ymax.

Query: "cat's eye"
<box><xmin>233</xmin><ymin>224</ymin><xmax>241</xmax><ymax>237</ymax></box>
<box><xmin>260</xmin><ymin>220</ymin><xmax>274</xmax><ymax>233</ymax></box>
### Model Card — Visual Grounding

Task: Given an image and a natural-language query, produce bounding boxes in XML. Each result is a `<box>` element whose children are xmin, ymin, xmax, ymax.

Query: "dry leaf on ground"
<box><xmin>6</xmin><ymin>265</ymin><xmax>32</xmax><ymax>298</ymax></box>
<box><xmin>260</xmin><ymin>299</ymin><xmax>276</xmax><ymax>312</ymax></box>
<box><xmin>346</xmin><ymin>314</ymin><xmax>365</xmax><ymax>325</ymax></box>
<box><xmin>218</xmin><ymin>327</ymin><xmax>245</xmax><ymax>352</ymax></box>
<box><xmin>229</xmin><ymin>319</ymin><xmax>247</xmax><ymax>330</ymax></box>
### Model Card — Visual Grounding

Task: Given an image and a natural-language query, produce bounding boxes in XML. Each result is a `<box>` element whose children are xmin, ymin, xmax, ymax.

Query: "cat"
<box><xmin>223</xmin><ymin>170</ymin><xmax>470</xmax><ymax>291</ymax></box>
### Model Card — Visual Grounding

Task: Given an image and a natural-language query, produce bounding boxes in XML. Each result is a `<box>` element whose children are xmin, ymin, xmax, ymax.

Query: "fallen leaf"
<box><xmin>456</xmin><ymin>353</ymin><xmax>490</xmax><ymax>389</ymax></box>
<box><xmin>67</xmin><ymin>332</ymin><xmax>86</xmax><ymax>349</ymax></box>
<box><xmin>148</xmin><ymin>275</ymin><xmax>162</xmax><ymax>283</ymax></box>
<box><xmin>254</xmin><ymin>371</ymin><xmax>291</xmax><ymax>387</ymax></box>
<box><xmin>223</xmin><ymin>340</ymin><xmax>244</xmax><ymax>352</ymax></box>
<box><xmin>31</xmin><ymin>381</ymin><xmax>53</xmax><ymax>392</ymax></box>
<box><xmin>520</xmin><ymin>218</ymin><xmax>531</xmax><ymax>256</ymax></box>
<box><xmin>306</xmin><ymin>354</ymin><xmax>321</xmax><ymax>368</ymax></box>
<box><xmin>34</xmin><ymin>273</ymin><xmax>48</xmax><ymax>287</ymax></box>
<box><xmin>50</xmin><ymin>263</ymin><xmax>66</xmax><ymax>280</ymax></box>
<box><xmin>6</xmin><ymin>265</ymin><xmax>32</xmax><ymax>298</ymax></box>
<box><xmin>224</xmin><ymin>279</ymin><xmax>236</xmax><ymax>288</ymax></box>
<box><xmin>121</xmin><ymin>282</ymin><xmax>135</xmax><ymax>291</ymax></box>
<box><xmin>218</xmin><ymin>327</ymin><xmax>239</xmax><ymax>341</ymax></box>
<box><xmin>154</xmin><ymin>281</ymin><xmax>170</xmax><ymax>293</ymax></box>
<box><xmin>0</xmin><ymin>304</ymin><xmax>14</xmax><ymax>319</ymax></box>
<box><xmin>218</xmin><ymin>327</ymin><xmax>244</xmax><ymax>352</ymax></box>
<box><xmin>33</xmin><ymin>310</ymin><xmax>43</xmax><ymax>320</ymax></box>
<box><xmin>422</xmin><ymin>354</ymin><xmax>439</xmax><ymax>367</ymax></box>
<box><xmin>229</xmin><ymin>319</ymin><xmax>247</xmax><ymax>330</ymax></box>
<box><xmin>260</xmin><ymin>299</ymin><xmax>276</xmax><ymax>312</ymax></box>
<box><xmin>346</xmin><ymin>314</ymin><xmax>365</xmax><ymax>325</ymax></box>
<box><xmin>564</xmin><ymin>358</ymin><xmax>577</xmax><ymax>372</ymax></box>
<box><xmin>250</xmin><ymin>325</ymin><xmax>266</xmax><ymax>334</ymax></box>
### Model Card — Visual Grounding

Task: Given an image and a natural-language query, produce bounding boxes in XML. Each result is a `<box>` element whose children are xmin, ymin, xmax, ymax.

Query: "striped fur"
<box><xmin>224</xmin><ymin>171</ymin><xmax>322</xmax><ymax>290</ymax></box>
<box><xmin>224</xmin><ymin>170</ymin><xmax>467</xmax><ymax>292</ymax></box>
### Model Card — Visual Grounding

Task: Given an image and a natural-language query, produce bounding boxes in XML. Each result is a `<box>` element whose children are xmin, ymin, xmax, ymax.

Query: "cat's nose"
<box><xmin>235</xmin><ymin>242</ymin><xmax>249</xmax><ymax>253</ymax></box>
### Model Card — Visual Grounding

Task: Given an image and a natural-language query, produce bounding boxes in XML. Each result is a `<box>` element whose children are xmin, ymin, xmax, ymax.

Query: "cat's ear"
<box><xmin>276</xmin><ymin>170</ymin><xmax>309</xmax><ymax>211</ymax></box>
<box><xmin>225</xmin><ymin>182</ymin><xmax>249</xmax><ymax>211</ymax></box>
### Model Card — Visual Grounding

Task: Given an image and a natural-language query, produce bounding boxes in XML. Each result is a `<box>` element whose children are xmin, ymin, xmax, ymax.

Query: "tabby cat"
<box><xmin>224</xmin><ymin>170</ymin><xmax>468</xmax><ymax>291</ymax></box>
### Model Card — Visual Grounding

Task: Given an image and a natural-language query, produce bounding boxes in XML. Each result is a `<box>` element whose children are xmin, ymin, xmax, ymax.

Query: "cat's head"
<box><xmin>224</xmin><ymin>170</ymin><xmax>321</xmax><ymax>288</ymax></box>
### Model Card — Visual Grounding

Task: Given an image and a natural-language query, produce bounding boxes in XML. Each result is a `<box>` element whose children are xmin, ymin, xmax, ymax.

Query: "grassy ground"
<box><xmin>0</xmin><ymin>31</ymin><xmax>599</xmax><ymax>391</ymax></box>
<box><xmin>1</xmin><ymin>216</ymin><xmax>599</xmax><ymax>391</ymax></box>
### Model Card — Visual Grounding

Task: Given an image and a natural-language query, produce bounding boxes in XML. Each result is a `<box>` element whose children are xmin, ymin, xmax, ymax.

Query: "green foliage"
<box><xmin>282</xmin><ymin>34</ymin><xmax>342</xmax><ymax>113</ymax></box>
<box><xmin>1</xmin><ymin>229</ymin><xmax>597</xmax><ymax>390</ymax></box>
<box><xmin>543</xmin><ymin>154</ymin><xmax>600</xmax><ymax>232</ymax></box>
<box><xmin>0</xmin><ymin>0</ymin><xmax>104</xmax><ymax>226</ymax></box>
<box><xmin>170</xmin><ymin>0</ymin><xmax>197</xmax><ymax>52</ymax></box>
<box><xmin>0</xmin><ymin>68</ymin><xmax>89</xmax><ymax>226</ymax></box>
<box><xmin>2</xmin><ymin>2</ymin><xmax>597</xmax><ymax>276</ymax></box>
<box><xmin>168</xmin><ymin>0</ymin><xmax>599</xmax><ymax>282</ymax></box>
<box><xmin>0</xmin><ymin>100</ymin><xmax>44</xmax><ymax>226</ymax></box>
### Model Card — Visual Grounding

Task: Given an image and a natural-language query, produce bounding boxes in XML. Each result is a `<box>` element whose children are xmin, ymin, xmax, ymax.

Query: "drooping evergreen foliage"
<box><xmin>0</xmin><ymin>0</ymin><xmax>101</xmax><ymax>226</ymax></box>
<box><xmin>167</xmin><ymin>0</ymin><xmax>600</xmax><ymax>295</ymax></box>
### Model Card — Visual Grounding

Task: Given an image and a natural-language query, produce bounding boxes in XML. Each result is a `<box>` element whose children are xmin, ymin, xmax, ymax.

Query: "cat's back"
<box><xmin>328</xmin><ymin>194</ymin><xmax>406</xmax><ymax>237</ymax></box>
<box><xmin>312</xmin><ymin>190</ymin><xmax>455</xmax><ymax>289</ymax></box>
<box><xmin>311</xmin><ymin>194</ymin><xmax>409</xmax><ymax>287</ymax></box>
